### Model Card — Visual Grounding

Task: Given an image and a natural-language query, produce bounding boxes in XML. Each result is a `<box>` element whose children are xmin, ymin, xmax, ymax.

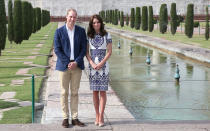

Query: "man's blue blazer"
<box><xmin>54</xmin><ymin>25</ymin><xmax>87</xmax><ymax>71</ymax></box>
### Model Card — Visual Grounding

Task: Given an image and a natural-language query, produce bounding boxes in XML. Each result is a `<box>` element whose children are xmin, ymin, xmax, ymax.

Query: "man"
<box><xmin>54</xmin><ymin>9</ymin><xmax>87</xmax><ymax>128</ymax></box>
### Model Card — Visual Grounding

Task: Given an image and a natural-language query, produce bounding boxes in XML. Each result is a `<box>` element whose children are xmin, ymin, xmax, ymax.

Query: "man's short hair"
<box><xmin>67</xmin><ymin>8</ymin><xmax>77</xmax><ymax>16</ymax></box>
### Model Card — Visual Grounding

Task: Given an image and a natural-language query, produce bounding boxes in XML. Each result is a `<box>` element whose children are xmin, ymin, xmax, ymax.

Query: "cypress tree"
<box><xmin>32</xmin><ymin>8</ymin><xmax>36</xmax><ymax>33</ymax></box>
<box><xmin>120</xmin><ymin>11</ymin><xmax>124</xmax><ymax>27</ymax></box>
<box><xmin>103</xmin><ymin>11</ymin><xmax>106</xmax><ymax>22</ymax></box>
<box><xmin>135</xmin><ymin>7</ymin><xmax>141</xmax><ymax>30</ymax></box>
<box><xmin>26</xmin><ymin>2</ymin><xmax>31</xmax><ymax>39</ymax></box>
<box><xmin>28</xmin><ymin>3</ymin><xmax>33</xmax><ymax>36</ymax></box>
<box><xmin>205</xmin><ymin>6</ymin><xmax>209</xmax><ymax>40</ymax></box>
<box><xmin>41</xmin><ymin>10</ymin><xmax>50</xmax><ymax>27</ymax></box>
<box><xmin>105</xmin><ymin>10</ymin><xmax>109</xmax><ymax>23</ymax></box>
<box><xmin>115</xmin><ymin>9</ymin><xmax>118</xmax><ymax>25</ymax></box>
<box><xmin>0</xmin><ymin>0</ymin><xmax>7</xmax><ymax>55</ymax></box>
<box><xmin>36</xmin><ymin>7</ymin><xmax>41</xmax><ymax>31</ymax></box>
<box><xmin>41</xmin><ymin>10</ymin><xmax>45</xmax><ymax>27</ymax></box>
<box><xmin>47</xmin><ymin>11</ymin><xmax>50</xmax><ymax>24</ymax></box>
<box><xmin>148</xmin><ymin>6</ymin><xmax>154</xmax><ymax>32</ymax></box>
<box><xmin>118</xmin><ymin>10</ymin><xmax>120</xmax><ymax>23</ymax></box>
<box><xmin>185</xmin><ymin>4</ymin><xmax>194</xmax><ymax>38</ymax></box>
<box><xmin>22</xmin><ymin>1</ymin><xmax>29</xmax><ymax>40</ymax></box>
<box><xmin>170</xmin><ymin>3</ymin><xmax>177</xmax><ymax>35</ymax></box>
<box><xmin>109</xmin><ymin>10</ymin><xmax>112</xmax><ymax>23</ymax></box>
<box><xmin>142</xmin><ymin>6</ymin><xmax>148</xmax><ymax>31</ymax></box>
<box><xmin>130</xmin><ymin>8</ymin><xmax>135</xmax><ymax>28</ymax></box>
<box><xmin>8</xmin><ymin>0</ymin><xmax>14</xmax><ymax>45</ymax></box>
<box><xmin>107</xmin><ymin>10</ymin><xmax>110</xmax><ymax>23</ymax></box>
<box><xmin>112</xmin><ymin>10</ymin><xmax>115</xmax><ymax>24</ymax></box>
<box><xmin>126</xmin><ymin>14</ymin><xmax>129</xmax><ymax>26</ymax></box>
<box><xmin>159</xmin><ymin>4</ymin><xmax>168</xmax><ymax>34</ymax></box>
<box><xmin>44</xmin><ymin>10</ymin><xmax>50</xmax><ymax>26</ymax></box>
<box><xmin>13</xmin><ymin>0</ymin><xmax>23</xmax><ymax>44</ymax></box>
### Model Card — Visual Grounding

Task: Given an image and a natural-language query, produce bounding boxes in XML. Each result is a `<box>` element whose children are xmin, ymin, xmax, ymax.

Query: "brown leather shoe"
<box><xmin>62</xmin><ymin>119</ymin><xmax>69</xmax><ymax>128</ymax></box>
<box><xmin>72</xmin><ymin>119</ymin><xmax>85</xmax><ymax>127</ymax></box>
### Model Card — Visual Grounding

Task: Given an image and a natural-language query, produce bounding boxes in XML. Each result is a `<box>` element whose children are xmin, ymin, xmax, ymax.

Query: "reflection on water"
<box><xmin>109</xmin><ymin>34</ymin><xmax>210</xmax><ymax>120</ymax></box>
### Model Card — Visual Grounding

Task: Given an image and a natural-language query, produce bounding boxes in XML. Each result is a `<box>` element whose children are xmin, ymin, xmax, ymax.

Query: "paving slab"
<box><xmin>0</xmin><ymin>84</ymin><xmax>5</xmax><ymax>87</ymax></box>
<box><xmin>36</xmin><ymin>44</ymin><xmax>43</xmax><ymax>48</ymax></box>
<box><xmin>0</xmin><ymin>92</ymin><xmax>16</xmax><ymax>100</ymax></box>
<box><xmin>27</xmin><ymin>56</ymin><xmax>37</xmax><ymax>59</ymax></box>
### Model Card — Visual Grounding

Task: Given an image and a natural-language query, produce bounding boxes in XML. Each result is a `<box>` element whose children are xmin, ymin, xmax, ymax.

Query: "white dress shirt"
<box><xmin>66</xmin><ymin>24</ymin><xmax>75</xmax><ymax>60</ymax></box>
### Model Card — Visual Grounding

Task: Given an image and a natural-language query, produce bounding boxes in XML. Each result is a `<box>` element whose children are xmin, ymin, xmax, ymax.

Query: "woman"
<box><xmin>86</xmin><ymin>14</ymin><xmax>112</xmax><ymax>127</ymax></box>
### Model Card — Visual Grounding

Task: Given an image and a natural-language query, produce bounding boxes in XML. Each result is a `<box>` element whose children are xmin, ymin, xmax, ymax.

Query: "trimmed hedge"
<box><xmin>193</xmin><ymin>21</ymin><xmax>199</xmax><ymax>27</ymax></box>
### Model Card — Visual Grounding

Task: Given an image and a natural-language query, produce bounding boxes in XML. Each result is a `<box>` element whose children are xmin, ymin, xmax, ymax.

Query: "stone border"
<box><xmin>106</xmin><ymin>26</ymin><xmax>210</xmax><ymax>66</ymax></box>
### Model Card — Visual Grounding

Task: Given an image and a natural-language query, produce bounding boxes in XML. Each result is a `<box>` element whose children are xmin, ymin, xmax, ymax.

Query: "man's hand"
<box><xmin>68</xmin><ymin>62</ymin><xmax>77</xmax><ymax>70</ymax></box>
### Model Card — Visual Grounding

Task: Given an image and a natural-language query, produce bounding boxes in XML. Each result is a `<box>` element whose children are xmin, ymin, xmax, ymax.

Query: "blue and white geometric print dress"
<box><xmin>88</xmin><ymin>33</ymin><xmax>112</xmax><ymax>91</ymax></box>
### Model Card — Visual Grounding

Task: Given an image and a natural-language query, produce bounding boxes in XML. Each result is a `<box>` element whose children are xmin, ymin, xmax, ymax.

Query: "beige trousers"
<box><xmin>59</xmin><ymin>67</ymin><xmax>82</xmax><ymax>119</ymax></box>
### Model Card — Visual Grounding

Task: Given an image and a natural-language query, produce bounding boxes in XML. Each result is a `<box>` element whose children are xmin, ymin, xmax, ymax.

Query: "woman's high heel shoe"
<box><xmin>95</xmin><ymin>121</ymin><xmax>99</xmax><ymax>126</ymax></box>
<box><xmin>99</xmin><ymin>122</ymin><xmax>105</xmax><ymax>127</ymax></box>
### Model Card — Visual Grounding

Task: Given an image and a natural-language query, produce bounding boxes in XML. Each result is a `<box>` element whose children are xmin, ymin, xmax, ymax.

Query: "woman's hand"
<box><xmin>90</xmin><ymin>61</ymin><xmax>97</xmax><ymax>70</ymax></box>
<box><xmin>96</xmin><ymin>62</ymin><xmax>104</xmax><ymax>70</ymax></box>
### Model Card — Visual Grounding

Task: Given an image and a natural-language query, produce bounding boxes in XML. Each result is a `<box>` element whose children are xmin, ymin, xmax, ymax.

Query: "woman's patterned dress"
<box><xmin>88</xmin><ymin>33</ymin><xmax>112</xmax><ymax>91</ymax></box>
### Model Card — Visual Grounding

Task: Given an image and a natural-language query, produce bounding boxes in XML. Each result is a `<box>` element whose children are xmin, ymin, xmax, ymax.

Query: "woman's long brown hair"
<box><xmin>87</xmin><ymin>14</ymin><xmax>107</xmax><ymax>38</ymax></box>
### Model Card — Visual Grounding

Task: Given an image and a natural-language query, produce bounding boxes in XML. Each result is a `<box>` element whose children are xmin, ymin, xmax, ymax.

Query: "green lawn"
<box><xmin>0</xmin><ymin>100</ymin><xmax>19</xmax><ymax>109</ymax></box>
<box><xmin>0</xmin><ymin>22</ymin><xmax>58</xmax><ymax>123</ymax></box>
<box><xmin>106</xmin><ymin>23</ymin><xmax>210</xmax><ymax>49</ymax></box>
<box><xmin>0</xmin><ymin>106</ymin><xmax>32</xmax><ymax>124</ymax></box>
